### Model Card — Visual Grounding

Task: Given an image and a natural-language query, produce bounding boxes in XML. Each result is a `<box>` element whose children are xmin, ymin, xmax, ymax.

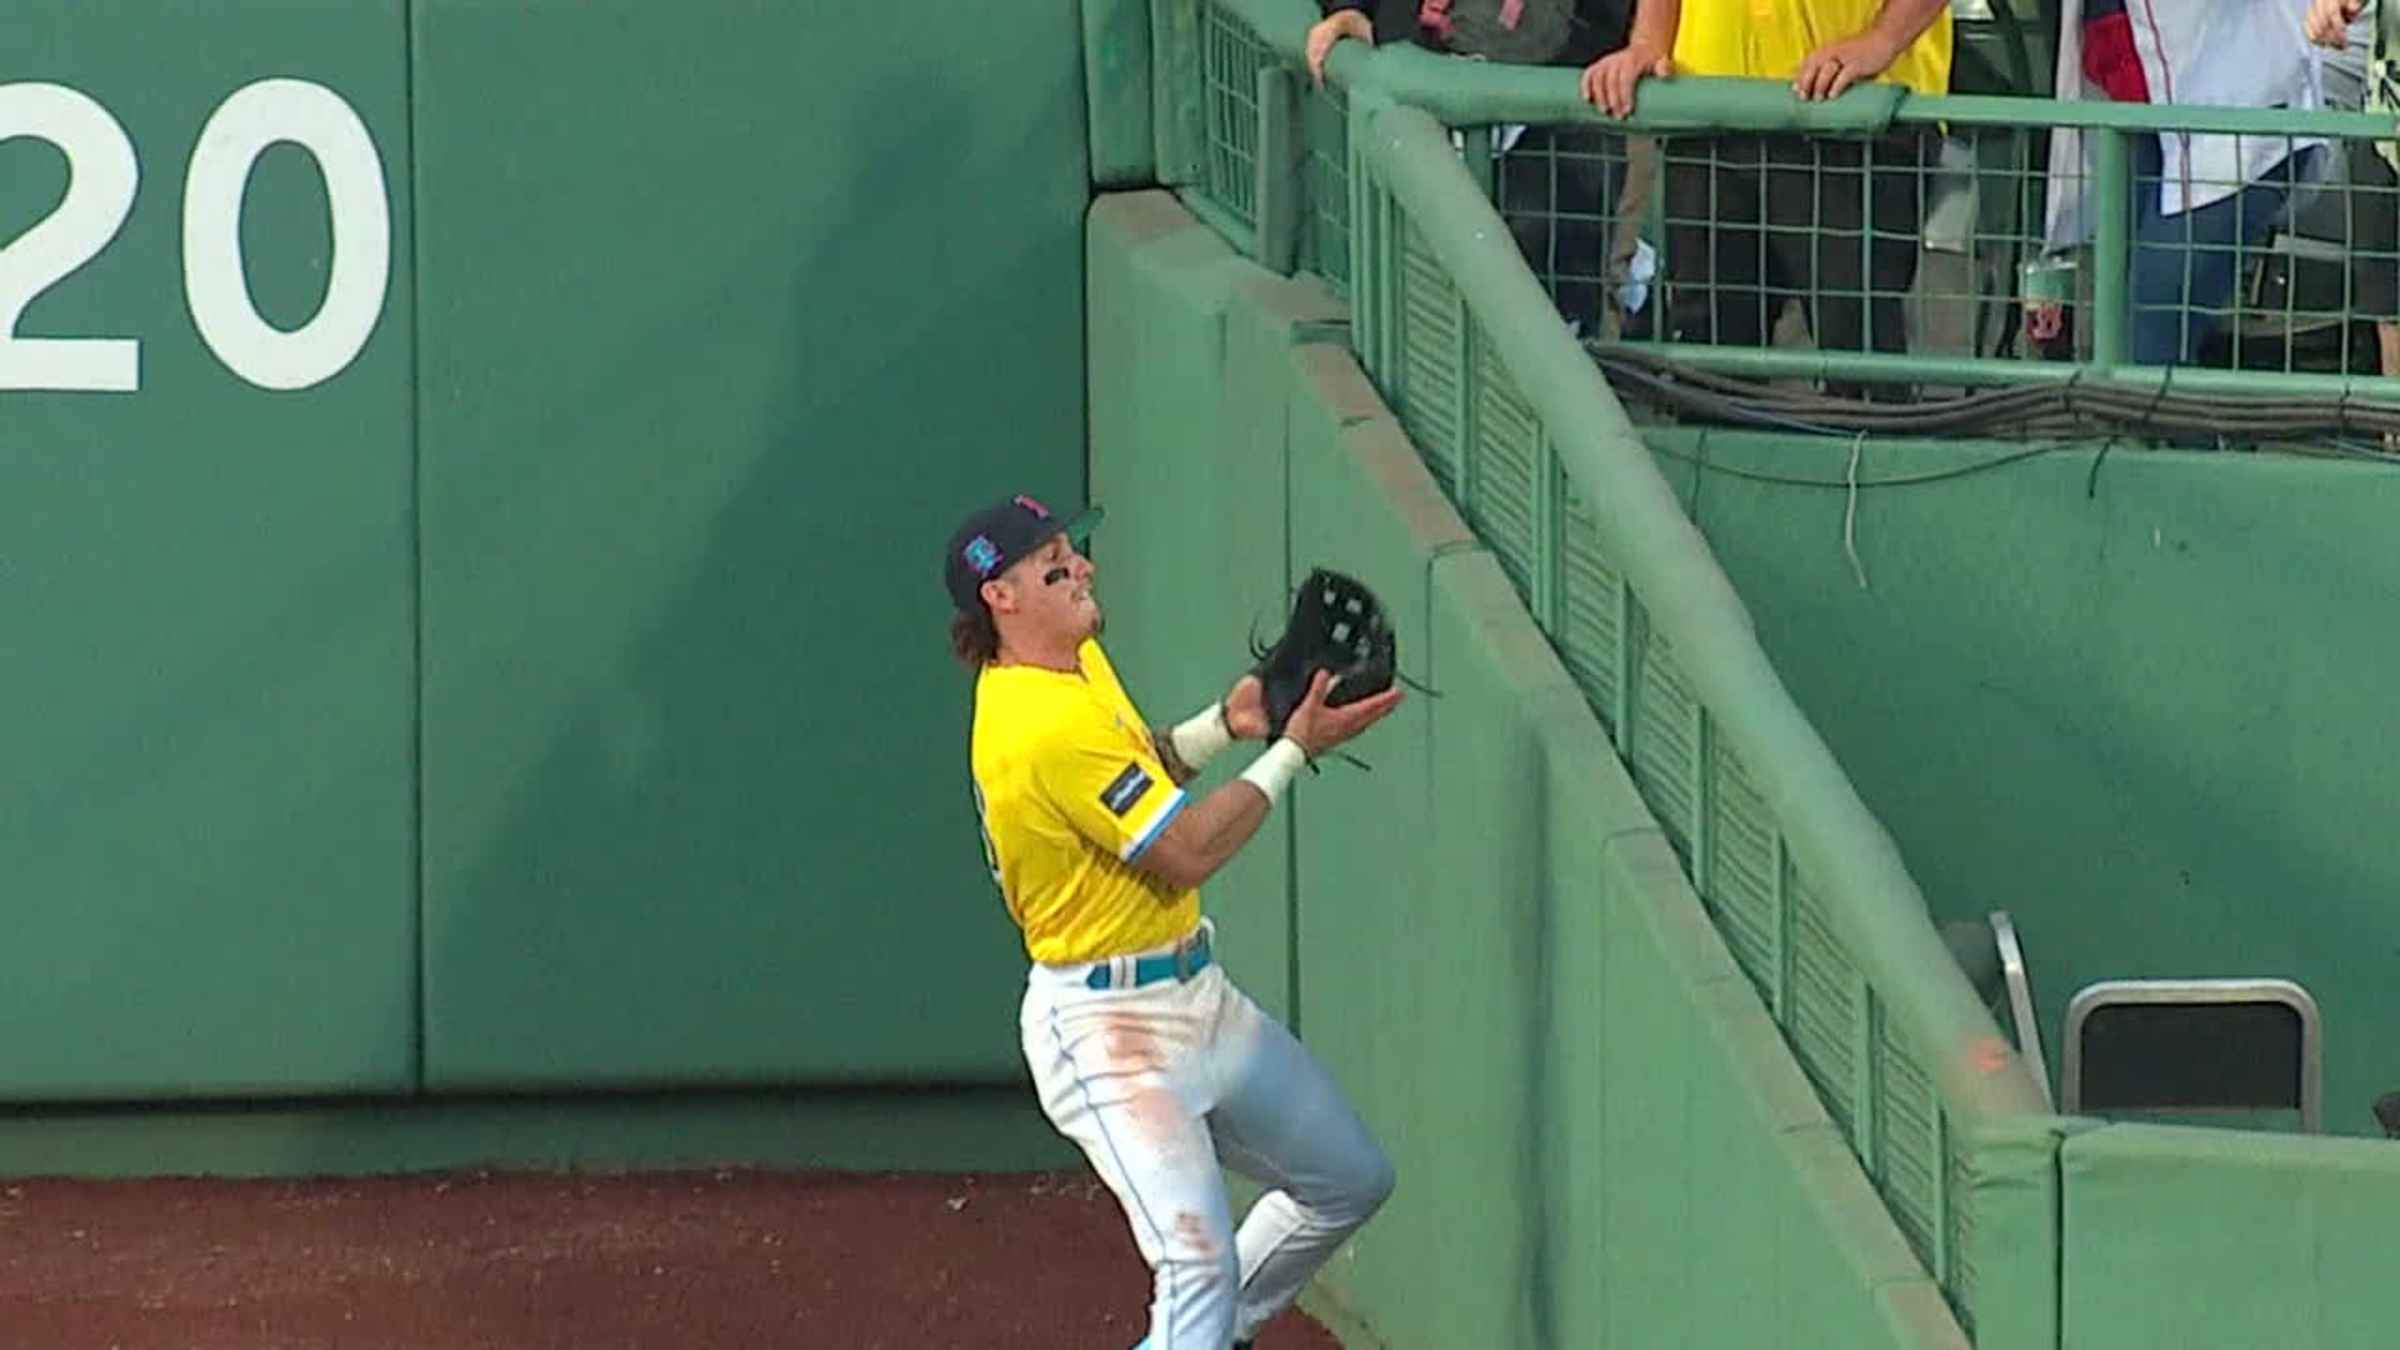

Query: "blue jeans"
<box><xmin>2130</xmin><ymin>136</ymin><xmax>2315</xmax><ymax>366</ymax></box>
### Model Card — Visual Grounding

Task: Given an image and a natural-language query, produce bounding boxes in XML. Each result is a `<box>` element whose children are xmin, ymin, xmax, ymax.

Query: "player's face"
<box><xmin>1007</xmin><ymin>534</ymin><xmax>1101</xmax><ymax>640</ymax></box>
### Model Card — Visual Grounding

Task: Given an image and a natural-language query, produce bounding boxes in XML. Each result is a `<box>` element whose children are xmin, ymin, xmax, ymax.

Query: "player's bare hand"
<box><xmin>1307</xmin><ymin>10</ymin><xmax>1373</xmax><ymax>88</ymax></box>
<box><xmin>1581</xmin><ymin>41</ymin><xmax>1672</xmax><ymax>119</ymax></box>
<box><xmin>1222</xmin><ymin>674</ymin><xmax>1269</xmax><ymax>740</ymax></box>
<box><xmin>1281</xmin><ymin>669</ymin><xmax>1405</xmax><ymax>760</ymax></box>
<box><xmin>1793</xmin><ymin>32</ymin><xmax>1900</xmax><ymax>101</ymax></box>
<box><xmin>2306</xmin><ymin>0</ymin><xmax>2364</xmax><ymax>47</ymax></box>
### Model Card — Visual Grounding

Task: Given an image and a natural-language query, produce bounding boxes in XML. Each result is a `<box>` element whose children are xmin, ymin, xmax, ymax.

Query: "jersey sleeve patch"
<box><xmin>1099</xmin><ymin>762</ymin><xmax>1154</xmax><ymax>817</ymax></box>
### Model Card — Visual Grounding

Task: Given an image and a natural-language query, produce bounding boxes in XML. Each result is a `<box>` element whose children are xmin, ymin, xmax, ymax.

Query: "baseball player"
<box><xmin>944</xmin><ymin>494</ymin><xmax>1401</xmax><ymax>1350</ymax></box>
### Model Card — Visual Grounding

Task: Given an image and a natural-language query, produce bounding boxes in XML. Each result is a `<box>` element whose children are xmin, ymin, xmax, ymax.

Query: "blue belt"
<box><xmin>1085</xmin><ymin>928</ymin><xmax>1212</xmax><ymax>990</ymax></box>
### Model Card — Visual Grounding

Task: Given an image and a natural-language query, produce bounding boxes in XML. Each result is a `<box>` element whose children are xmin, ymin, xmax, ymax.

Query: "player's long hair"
<box><xmin>949</xmin><ymin>606</ymin><xmax>1000</xmax><ymax>669</ymax></box>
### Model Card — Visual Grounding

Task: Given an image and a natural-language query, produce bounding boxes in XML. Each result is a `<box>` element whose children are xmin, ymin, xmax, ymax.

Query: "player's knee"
<box><xmin>1331</xmin><ymin>1144</ymin><xmax>1396</xmax><ymax>1226</ymax></box>
<box><xmin>1200</xmin><ymin>1244</ymin><xmax>1243</xmax><ymax>1295</ymax></box>
<box><xmin>1157</xmin><ymin>1213</ymin><xmax>1242</xmax><ymax>1289</ymax></box>
<box><xmin>1357</xmin><ymin>1148</ymin><xmax>1397</xmax><ymax>1218</ymax></box>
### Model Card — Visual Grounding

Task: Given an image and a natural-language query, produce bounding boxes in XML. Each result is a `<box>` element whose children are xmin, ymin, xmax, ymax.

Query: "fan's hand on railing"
<box><xmin>1307</xmin><ymin>9</ymin><xmax>1372</xmax><ymax>88</ymax></box>
<box><xmin>2305</xmin><ymin>0</ymin><xmax>2364</xmax><ymax>48</ymax></box>
<box><xmin>1792</xmin><ymin>31</ymin><xmax>1903</xmax><ymax>101</ymax></box>
<box><xmin>1581</xmin><ymin>41</ymin><xmax>1672</xmax><ymax>119</ymax></box>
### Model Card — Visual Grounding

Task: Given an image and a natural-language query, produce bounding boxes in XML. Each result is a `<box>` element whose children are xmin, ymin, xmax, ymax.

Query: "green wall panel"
<box><xmin>1681</xmin><ymin>432</ymin><xmax>2400</xmax><ymax>1134</ymax></box>
<box><xmin>413</xmin><ymin>2</ymin><xmax>1088</xmax><ymax>1088</ymax></box>
<box><xmin>1283</xmin><ymin>346</ymin><xmax>1466</xmax><ymax>1337</ymax></box>
<box><xmin>1091</xmin><ymin>192</ymin><xmax>1975</xmax><ymax>1350</ymax></box>
<box><xmin>1359</xmin><ymin>551</ymin><xmax>1556</xmax><ymax>1347</ymax></box>
<box><xmin>1085</xmin><ymin>192</ymin><xmax>1247</xmax><ymax>707</ymax></box>
<box><xmin>2061</xmin><ymin>1123</ymin><xmax>2400</xmax><ymax>1350</ymax></box>
<box><xmin>1575</xmin><ymin>756</ymin><xmax>1961</xmax><ymax>1350</ymax></box>
<box><xmin>1084</xmin><ymin>193</ymin><xmax>1302</xmax><ymax>1017</ymax></box>
<box><xmin>1202</xmin><ymin>279</ymin><xmax>1351</xmax><ymax>1015</ymax></box>
<box><xmin>1085</xmin><ymin>0</ymin><xmax>1156</xmax><ymax>186</ymax></box>
<box><xmin>1960</xmin><ymin>1114</ymin><xmax>2085</xmax><ymax>1350</ymax></box>
<box><xmin>1150</xmin><ymin>0</ymin><xmax>1208</xmax><ymax>188</ymax></box>
<box><xmin>1533</xmin><ymin>699</ymin><xmax>1654</xmax><ymax>1347</ymax></box>
<box><xmin>1</xmin><ymin>3</ymin><xmax>416</xmax><ymax>1099</ymax></box>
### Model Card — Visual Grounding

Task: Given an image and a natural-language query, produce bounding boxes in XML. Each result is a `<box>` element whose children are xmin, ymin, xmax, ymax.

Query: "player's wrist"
<box><xmin>1238</xmin><ymin>738</ymin><xmax>1309</xmax><ymax>805</ymax></box>
<box><xmin>1168</xmin><ymin>701</ymin><xmax>1236</xmax><ymax>770</ymax></box>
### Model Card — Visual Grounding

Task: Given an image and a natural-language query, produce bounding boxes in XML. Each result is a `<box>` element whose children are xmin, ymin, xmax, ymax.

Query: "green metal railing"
<box><xmin>1355</xmin><ymin>95</ymin><xmax>2048</xmax><ymax>1337</ymax></box>
<box><xmin>1301</xmin><ymin>79</ymin><xmax>1352</xmax><ymax>292</ymax></box>
<box><xmin>1194</xmin><ymin>0</ymin><xmax>1352</xmax><ymax>292</ymax></box>
<box><xmin>1181</xmin><ymin>0</ymin><xmax>2400</xmax><ymax>420</ymax></box>
<box><xmin>1167</xmin><ymin>0</ymin><xmax>2062</xmax><ymax>1337</ymax></box>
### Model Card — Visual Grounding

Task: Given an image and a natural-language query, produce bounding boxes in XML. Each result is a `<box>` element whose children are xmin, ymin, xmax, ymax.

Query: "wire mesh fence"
<box><xmin>1301</xmin><ymin>81</ymin><xmax>1352</xmax><ymax>294</ymax></box>
<box><xmin>1491</xmin><ymin>119</ymin><xmax>2400</xmax><ymax>390</ymax></box>
<box><xmin>1182</xmin><ymin>0</ymin><xmax>2400</xmax><ymax>432</ymax></box>
<box><xmin>1200</xmin><ymin>1</ymin><xmax>1268</xmax><ymax>229</ymax></box>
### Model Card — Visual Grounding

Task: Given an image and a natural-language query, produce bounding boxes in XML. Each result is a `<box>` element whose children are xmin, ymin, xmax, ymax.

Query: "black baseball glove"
<box><xmin>1248</xmin><ymin>567</ymin><xmax>1399</xmax><ymax>743</ymax></box>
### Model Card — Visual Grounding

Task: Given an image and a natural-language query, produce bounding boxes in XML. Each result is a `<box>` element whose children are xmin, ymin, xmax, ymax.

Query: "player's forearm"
<box><xmin>1138</xmin><ymin>734</ymin><xmax>1313</xmax><ymax>891</ymax></box>
<box><xmin>1145</xmin><ymin>781</ymin><xmax>1271</xmax><ymax>891</ymax></box>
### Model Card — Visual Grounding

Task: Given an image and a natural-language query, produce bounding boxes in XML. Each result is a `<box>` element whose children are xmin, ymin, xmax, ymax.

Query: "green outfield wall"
<box><xmin>2057</xmin><ymin>1124</ymin><xmax>2400</xmax><ymax>1350</ymax></box>
<box><xmin>2</xmin><ymin>2</ymin><xmax>1087</xmax><ymax>1105</ymax></box>
<box><xmin>1657</xmin><ymin>429</ymin><xmax>2400</xmax><ymax>1136</ymax></box>
<box><xmin>4</xmin><ymin>3</ymin><xmax>420</xmax><ymax>1102</ymax></box>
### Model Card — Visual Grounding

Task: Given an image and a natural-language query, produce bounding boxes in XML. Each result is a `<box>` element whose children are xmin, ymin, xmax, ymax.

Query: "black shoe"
<box><xmin>2374</xmin><ymin>1091</ymin><xmax>2400</xmax><ymax>1139</ymax></box>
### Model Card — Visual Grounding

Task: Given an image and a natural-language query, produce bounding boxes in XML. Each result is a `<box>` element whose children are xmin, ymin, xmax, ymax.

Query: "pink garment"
<box><xmin>1418</xmin><ymin>0</ymin><xmax>1529</xmax><ymax>43</ymax></box>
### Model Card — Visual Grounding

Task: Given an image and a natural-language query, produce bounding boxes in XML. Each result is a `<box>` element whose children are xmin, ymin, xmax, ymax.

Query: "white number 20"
<box><xmin>0</xmin><ymin>78</ymin><xmax>391</xmax><ymax>394</ymax></box>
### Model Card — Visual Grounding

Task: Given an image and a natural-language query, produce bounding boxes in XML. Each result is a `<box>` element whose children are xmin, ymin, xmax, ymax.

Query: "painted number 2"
<box><xmin>0</xmin><ymin>84</ymin><xmax>137</xmax><ymax>391</ymax></box>
<box><xmin>0</xmin><ymin>79</ymin><xmax>390</xmax><ymax>393</ymax></box>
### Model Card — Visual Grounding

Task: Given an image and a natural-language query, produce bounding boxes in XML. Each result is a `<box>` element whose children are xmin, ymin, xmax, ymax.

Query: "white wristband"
<box><xmin>1237</xmin><ymin>738</ymin><xmax>1309</xmax><ymax>806</ymax></box>
<box><xmin>1168</xmin><ymin>702</ymin><xmax>1235</xmax><ymax>771</ymax></box>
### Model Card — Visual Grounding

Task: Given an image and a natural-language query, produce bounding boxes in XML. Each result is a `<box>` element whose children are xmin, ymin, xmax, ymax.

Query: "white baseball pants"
<box><xmin>1019</xmin><ymin>924</ymin><xmax>1394</xmax><ymax>1350</ymax></box>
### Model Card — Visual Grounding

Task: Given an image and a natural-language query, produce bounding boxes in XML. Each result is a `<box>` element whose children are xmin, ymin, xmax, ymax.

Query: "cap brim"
<box><xmin>1057</xmin><ymin>505</ymin><xmax>1104</xmax><ymax>544</ymax></box>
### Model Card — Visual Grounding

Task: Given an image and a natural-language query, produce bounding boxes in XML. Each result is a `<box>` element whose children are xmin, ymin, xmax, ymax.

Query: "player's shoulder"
<box><xmin>978</xmin><ymin>662</ymin><xmax>1088</xmax><ymax>716</ymax></box>
<box><xmin>974</xmin><ymin>664</ymin><xmax>1109</xmax><ymax>755</ymax></box>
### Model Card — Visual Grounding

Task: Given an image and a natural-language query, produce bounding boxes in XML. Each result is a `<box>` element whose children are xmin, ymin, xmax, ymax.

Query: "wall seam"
<box><xmin>403</xmin><ymin>0</ymin><xmax>428</xmax><ymax>1097</ymax></box>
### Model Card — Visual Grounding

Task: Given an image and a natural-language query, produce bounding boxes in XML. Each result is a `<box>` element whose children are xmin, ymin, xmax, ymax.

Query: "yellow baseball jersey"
<box><xmin>1674</xmin><ymin>0</ymin><xmax>1952</xmax><ymax>98</ymax></box>
<box><xmin>969</xmin><ymin>639</ymin><xmax>1199</xmax><ymax>965</ymax></box>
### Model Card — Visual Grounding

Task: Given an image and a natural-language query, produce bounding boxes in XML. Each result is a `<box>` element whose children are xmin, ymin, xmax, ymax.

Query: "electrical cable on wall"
<box><xmin>1590</xmin><ymin>345</ymin><xmax>2400</xmax><ymax>463</ymax></box>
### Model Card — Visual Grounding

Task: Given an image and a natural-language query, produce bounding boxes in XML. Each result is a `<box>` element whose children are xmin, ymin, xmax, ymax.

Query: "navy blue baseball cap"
<box><xmin>943</xmin><ymin>494</ymin><xmax>1104</xmax><ymax>613</ymax></box>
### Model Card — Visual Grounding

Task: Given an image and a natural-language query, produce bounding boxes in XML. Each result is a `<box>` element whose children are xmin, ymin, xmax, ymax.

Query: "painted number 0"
<box><xmin>0</xmin><ymin>78</ymin><xmax>390</xmax><ymax>393</ymax></box>
<box><xmin>186</xmin><ymin>80</ymin><xmax>390</xmax><ymax>391</ymax></box>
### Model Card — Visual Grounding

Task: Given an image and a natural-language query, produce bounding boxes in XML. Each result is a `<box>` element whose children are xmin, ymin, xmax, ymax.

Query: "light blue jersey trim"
<box><xmin>1120</xmin><ymin>788</ymin><xmax>1188</xmax><ymax>863</ymax></box>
